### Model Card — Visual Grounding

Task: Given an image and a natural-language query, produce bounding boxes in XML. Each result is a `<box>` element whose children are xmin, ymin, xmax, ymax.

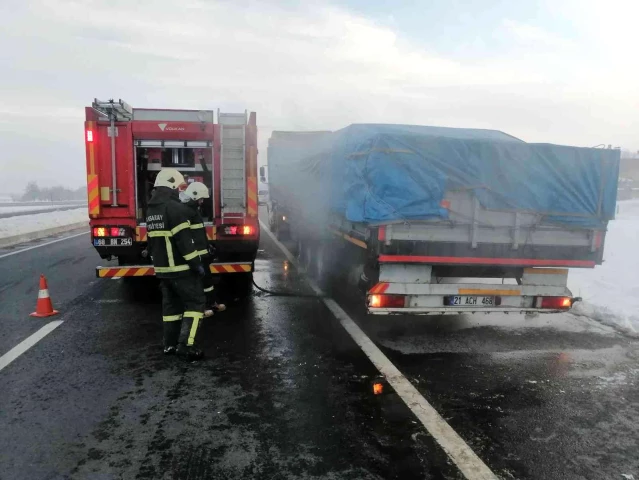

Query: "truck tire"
<box><xmin>315</xmin><ymin>243</ymin><xmax>327</xmax><ymax>281</ymax></box>
<box><xmin>314</xmin><ymin>242</ymin><xmax>338</xmax><ymax>290</ymax></box>
<box><xmin>300</xmin><ymin>239</ymin><xmax>313</xmax><ymax>273</ymax></box>
<box><xmin>231</xmin><ymin>272</ymin><xmax>253</xmax><ymax>301</ymax></box>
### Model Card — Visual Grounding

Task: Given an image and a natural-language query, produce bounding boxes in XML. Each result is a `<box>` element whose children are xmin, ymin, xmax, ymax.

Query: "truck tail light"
<box><xmin>540</xmin><ymin>296</ymin><xmax>572</xmax><ymax>309</ymax></box>
<box><xmin>86</xmin><ymin>130</ymin><xmax>94</xmax><ymax>142</ymax></box>
<box><xmin>110</xmin><ymin>227</ymin><xmax>127</xmax><ymax>237</ymax></box>
<box><xmin>369</xmin><ymin>294</ymin><xmax>405</xmax><ymax>308</ymax></box>
<box><xmin>222</xmin><ymin>225</ymin><xmax>255</xmax><ymax>236</ymax></box>
<box><xmin>93</xmin><ymin>226</ymin><xmax>128</xmax><ymax>237</ymax></box>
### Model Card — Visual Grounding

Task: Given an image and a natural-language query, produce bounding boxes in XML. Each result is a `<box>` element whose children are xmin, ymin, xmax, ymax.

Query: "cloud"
<box><xmin>502</xmin><ymin>19</ymin><xmax>574</xmax><ymax>48</ymax></box>
<box><xmin>0</xmin><ymin>0</ymin><xmax>636</xmax><ymax>192</ymax></box>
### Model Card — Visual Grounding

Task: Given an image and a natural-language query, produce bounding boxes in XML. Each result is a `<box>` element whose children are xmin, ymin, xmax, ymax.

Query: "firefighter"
<box><xmin>146</xmin><ymin>168</ymin><xmax>207</xmax><ymax>361</ymax></box>
<box><xmin>181</xmin><ymin>181</ymin><xmax>226</xmax><ymax>316</ymax></box>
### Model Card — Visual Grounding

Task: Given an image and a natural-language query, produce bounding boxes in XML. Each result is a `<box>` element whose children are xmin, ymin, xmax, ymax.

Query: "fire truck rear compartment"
<box><xmin>135</xmin><ymin>146</ymin><xmax>214</xmax><ymax>222</ymax></box>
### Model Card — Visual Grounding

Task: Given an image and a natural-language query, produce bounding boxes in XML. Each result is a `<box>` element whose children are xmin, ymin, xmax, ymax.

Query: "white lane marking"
<box><xmin>0</xmin><ymin>321</ymin><xmax>64</xmax><ymax>372</ymax></box>
<box><xmin>0</xmin><ymin>231</ymin><xmax>89</xmax><ymax>260</ymax></box>
<box><xmin>260</xmin><ymin>221</ymin><xmax>498</xmax><ymax>480</ymax></box>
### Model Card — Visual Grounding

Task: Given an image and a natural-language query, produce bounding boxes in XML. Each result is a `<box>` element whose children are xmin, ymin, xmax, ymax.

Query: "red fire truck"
<box><xmin>85</xmin><ymin>99</ymin><xmax>259</xmax><ymax>294</ymax></box>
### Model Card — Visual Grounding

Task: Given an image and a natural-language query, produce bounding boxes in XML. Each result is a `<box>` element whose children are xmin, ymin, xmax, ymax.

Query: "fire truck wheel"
<box><xmin>231</xmin><ymin>273</ymin><xmax>253</xmax><ymax>300</ymax></box>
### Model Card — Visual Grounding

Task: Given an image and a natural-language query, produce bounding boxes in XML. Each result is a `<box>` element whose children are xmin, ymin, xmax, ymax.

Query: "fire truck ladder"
<box><xmin>91</xmin><ymin>99</ymin><xmax>133</xmax><ymax>207</ymax></box>
<box><xmin>218</xmin><ymin>110</ymin><xmax>248</xmax><ymax>221</ymax></box>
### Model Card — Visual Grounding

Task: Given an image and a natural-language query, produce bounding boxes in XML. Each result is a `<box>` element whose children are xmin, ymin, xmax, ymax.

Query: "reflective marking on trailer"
<box><xmin>379</xmin><ymin>255</ymin><xmax>596</xmax><ymax>268</ymax></box>
<box><xmin>260</xmin><ymin>220</ymin><xmax>498</xmax><ymax>480</ymax></box>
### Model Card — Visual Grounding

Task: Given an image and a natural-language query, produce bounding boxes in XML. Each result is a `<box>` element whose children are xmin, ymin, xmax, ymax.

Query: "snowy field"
<box><xmin>0</xmin><ymin>208</ymin><xmax>88</xmax><ymax>238</ymax></box>
<box><xmin>569</xmin><ymin>199</ymin><xmax>639</xmax><ymax>336</ymax></box>
<box><xmin>0</xmin><ymin>205</ymin><xmax>73</xmax><ymax>214</ymax></box>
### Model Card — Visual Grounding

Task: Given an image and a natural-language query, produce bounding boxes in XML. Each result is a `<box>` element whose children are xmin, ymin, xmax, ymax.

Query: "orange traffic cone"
<box><xmin>30</xmin><ymin>274</ymin><xmax>59</xmax><ymax>317</ymax></box>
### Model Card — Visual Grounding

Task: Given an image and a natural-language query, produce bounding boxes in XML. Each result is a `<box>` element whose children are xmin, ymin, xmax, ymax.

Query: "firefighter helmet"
<box><xmin>183</xmin><ymin>182</ymin><xmax>210</xmax><ymax>201</ymax></box>
<box><xmin>154</xmin><ymin>168</ymin><xmax>186</xmax><ymax>190</ymax></box>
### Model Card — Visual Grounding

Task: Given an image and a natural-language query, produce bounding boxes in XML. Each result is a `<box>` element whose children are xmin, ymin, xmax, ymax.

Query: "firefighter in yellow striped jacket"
<box><xmin>146</xmin><ymin>168</ymin><xmax>206</xmax><ymax>361</ymax></box>
<box><xmin>181</xmin><ymin>182</ymin><xmax>226</xmax><ymax>316</ymax></box>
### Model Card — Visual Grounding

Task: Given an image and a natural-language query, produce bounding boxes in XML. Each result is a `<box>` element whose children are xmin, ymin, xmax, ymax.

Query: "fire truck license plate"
<box><xmin>94</xmin><ymin>238</ymin><xmax>133</xmax><ymax>247</ymax></box>
<box><xmin>448</xmin><ymin>296</ymin><xmax>494</xmax><ymax>306</ymax></box>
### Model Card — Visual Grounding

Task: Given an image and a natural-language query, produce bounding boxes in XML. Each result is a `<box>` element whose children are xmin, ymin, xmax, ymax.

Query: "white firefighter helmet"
<box><xmin>183</xmin><ymin>182</ymin><xmax>210</xmax><ymax>201</ymax></box>
<box><xmin>154</xmin><ymin>168</ymin><xmax>186</xmax><ymax>190</ymax></box>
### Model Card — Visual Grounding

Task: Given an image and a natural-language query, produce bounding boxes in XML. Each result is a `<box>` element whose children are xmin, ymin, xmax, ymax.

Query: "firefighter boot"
<box><xmin>205</xmin><ymin>289</ymin><xmax>226</xmax><ymax>313</ymax></box>
<box><xmin>163</xmin><ymin>321</ymin><xmax>182</xmax><ymax>354</ymax></box>
<box><xmin>177</xmin><ymin>312</ymin><xmax>204</xmax><ymax>360</ymax></box>
<box><xmin>176</xmin><ymin>343</ymin><xmax>204</xmax><ymax>361</ymax></box>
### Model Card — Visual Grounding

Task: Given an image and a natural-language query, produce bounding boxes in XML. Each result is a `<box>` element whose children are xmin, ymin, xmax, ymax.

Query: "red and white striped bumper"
<box><xmin>96</xmin><ymin>262</ymin><xmax>253</xmax><ymax>278</ymax></box>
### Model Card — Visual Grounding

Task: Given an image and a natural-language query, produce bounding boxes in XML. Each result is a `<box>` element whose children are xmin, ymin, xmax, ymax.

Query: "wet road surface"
<box><xmin>0</xmin><ymin>228</ymin><xmax>637</xmax><ymax>479</ymax></box>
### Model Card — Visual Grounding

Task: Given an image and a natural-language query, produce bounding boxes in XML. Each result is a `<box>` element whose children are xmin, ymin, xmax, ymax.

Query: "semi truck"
<box><xmin>85</xmin><ymin>99</ymin><xmax>259</xmax><ymax>293</ymax></box>
<box><xmin>263</xmin><ymin>124</ymin><xmax>620</xmax><ymax>315</ymax></box>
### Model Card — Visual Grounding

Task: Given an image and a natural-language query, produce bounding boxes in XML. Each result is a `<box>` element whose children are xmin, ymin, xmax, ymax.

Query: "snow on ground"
<box><xmin>0</xmin><ymin>205</ymin><xmax>71</xmax><ymax>214</ymax></box>
<box><xmin>0</xmin><ymin>208</ymin><xmax>88</xmax><ymax>238</ymax></box>
<box><xmin>569</xmin><ymin>200</ymin><xmax>639</xmax><ymax>336</ymax></box>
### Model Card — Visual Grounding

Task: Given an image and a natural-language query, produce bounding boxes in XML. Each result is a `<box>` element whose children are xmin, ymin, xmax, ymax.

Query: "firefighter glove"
<box><xmin>195</xmin><ymin>264</ymin><xmax>206</xmax><ymax>278</ymax></box>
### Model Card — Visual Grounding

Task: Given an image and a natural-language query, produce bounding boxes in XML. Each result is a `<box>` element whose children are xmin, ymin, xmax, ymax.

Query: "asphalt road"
<box><xmin>0</xmin><ymin>227</ymin><xmax>637</xmax><ymax>480</ymax></box>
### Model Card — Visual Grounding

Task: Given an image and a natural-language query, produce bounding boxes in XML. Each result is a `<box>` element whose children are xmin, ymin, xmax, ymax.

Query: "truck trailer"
<box><xmin>264</xmin><ymin>124</ymin><xmax>620</xmax><ymax>315</ymax></box>
<box><xmin>85</xmin><ymin>99</ymin><xmax>259</xmax><ymax>292</ymax></box>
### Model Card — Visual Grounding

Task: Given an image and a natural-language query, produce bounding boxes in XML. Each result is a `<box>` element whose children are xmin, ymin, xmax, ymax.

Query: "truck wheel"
<box><xmin>231</xmin><ymin>273</ymin><xmax>253</xmax><ymax>301</ymax></box>
<box><xmin>314</xmin><ymin>243</ymin><xmax>336</xmax><ymax>289</ymax></box>
<box><xmin>315</xmin><ymin>244</ymin><xmax>327</xmax><ymax>281</ymax></box>
<box><xmin>303</xmin><ymin>240</ymin><xmax>314</xmax><ymax>274</ymax></box>
<box><xmin>313</xmin><ymin>244</ymin><xmax>326</xmax><ymax>287</ymax></box>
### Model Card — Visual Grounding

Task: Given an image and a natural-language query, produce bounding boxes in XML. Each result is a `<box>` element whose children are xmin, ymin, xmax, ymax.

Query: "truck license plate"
<box><xmin>448</xmin><ymin>296</ymin><xmax>494</xmax><ymax>306</ymax></box>
<box><xmin>94</xmin><ymin>238</ymin><xmax>133</xmax><ymax>247</ymax></box>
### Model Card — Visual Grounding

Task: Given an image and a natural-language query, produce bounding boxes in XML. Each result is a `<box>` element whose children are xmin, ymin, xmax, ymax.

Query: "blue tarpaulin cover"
<box><xmin>267</xmin><ymin>124</ymin><xmax>620</xmax><ymax>228</ymax></box>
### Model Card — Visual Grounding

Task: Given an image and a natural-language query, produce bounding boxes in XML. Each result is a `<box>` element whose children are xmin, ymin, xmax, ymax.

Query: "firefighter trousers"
<box><xmin>160</xmin><ymin>273</ymin><xmax>206</xmax><ymax>348</ymax></box>
<box><xmin>201</xmin><ymin>254</ymin><xmax>217</xmax><ymax>307</ymax></box>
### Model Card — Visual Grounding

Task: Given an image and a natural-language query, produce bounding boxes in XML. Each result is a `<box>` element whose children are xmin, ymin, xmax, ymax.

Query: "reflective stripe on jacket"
<box><xmin>184</xmin><ymin>200</ymin><xmax>209</xmax><ymax>257</ymax></box>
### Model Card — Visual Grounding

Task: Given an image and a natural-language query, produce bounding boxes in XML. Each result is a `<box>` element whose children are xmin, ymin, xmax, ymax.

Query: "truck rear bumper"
<box><xmin>367</xmin><ymin>305</ymin><xmax>576</xmax><ymax>315</ymax></box>
<box><xmin>96</xmin><ymin>262</ymin><xmax>253</xmax><ymax>278</ymax></box>
<box><xmin>366</xmin><ymin>280</ymin><xmax>576</xmax><ymax>315</ymax></box>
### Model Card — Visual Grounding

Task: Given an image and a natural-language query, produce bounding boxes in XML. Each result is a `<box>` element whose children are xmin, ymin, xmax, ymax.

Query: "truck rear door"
<box><xmin>85</xmin><ymin>100</ymin><xmax>135</xmax><ymax>220</ymax></box>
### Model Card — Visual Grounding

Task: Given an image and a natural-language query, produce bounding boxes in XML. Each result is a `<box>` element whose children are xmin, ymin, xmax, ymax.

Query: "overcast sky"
<box><xmin>0</xmin><ymin>0</ymin><xmax>637</xmax><ymax>193</ymax></box>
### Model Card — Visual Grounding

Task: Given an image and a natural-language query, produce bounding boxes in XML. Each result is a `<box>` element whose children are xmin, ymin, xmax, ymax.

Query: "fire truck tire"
<box><xmin>231</xmin><ymin>273</ymin><xmax>253</xmax><ymax>299</ymax></box>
